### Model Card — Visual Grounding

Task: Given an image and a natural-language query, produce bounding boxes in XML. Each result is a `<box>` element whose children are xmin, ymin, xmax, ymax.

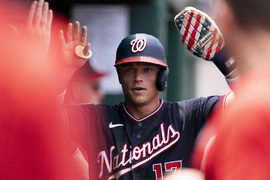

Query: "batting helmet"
<box><xmin>114</xmin><ymin>33</ymin><xmax>169</xmax><ymax>91</ymax></box>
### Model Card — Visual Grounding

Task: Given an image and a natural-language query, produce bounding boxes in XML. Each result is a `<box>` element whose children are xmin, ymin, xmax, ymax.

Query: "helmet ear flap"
<box><xmin>156</xmin><ymin>66</ymin><xmax>169</xmax><ymax>91</ymax></box>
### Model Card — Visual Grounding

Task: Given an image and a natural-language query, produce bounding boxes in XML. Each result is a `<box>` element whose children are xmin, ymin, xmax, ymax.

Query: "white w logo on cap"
<box><xmin>130</xmin><ymin>38</ymin><xmax>147</xmax><ymax>53</ymax></box>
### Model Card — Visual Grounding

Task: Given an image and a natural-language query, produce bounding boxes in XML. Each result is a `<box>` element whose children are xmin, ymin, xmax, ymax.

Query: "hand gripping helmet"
<box><xmin>114</xmin><ymin>33</ymin><xmax>169</xmax><ymax>91</ymax></box>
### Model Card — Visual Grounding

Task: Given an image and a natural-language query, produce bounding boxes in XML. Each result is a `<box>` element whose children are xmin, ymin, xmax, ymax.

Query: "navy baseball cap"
<box><xmin>71</xmin><ymin>60</ymin><xmax>107</xmax><ymax>81</ymax></box>
<box><xmin>114</xmin><ymin>33</ymin><xmax>167</xmax><ymax>67</ymax></box>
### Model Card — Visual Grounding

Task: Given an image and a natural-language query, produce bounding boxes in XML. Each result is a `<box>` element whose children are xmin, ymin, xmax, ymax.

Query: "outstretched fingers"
<box><xmin>66</xmin><ymin>23</ymin><xmax>73</xmax><ymax>43</ymax></box>
<box><xmin>83</xmin><ymin>43</ymin><xmax>91</xmax><ymax>56</ymax></box>
<box><xmin>73</xmin><ymin>21</ymin><xmax>80</xmax><ymax>41</ymax></box>
<box><xmin>33</xmin><ymin>0</ymin><xmax>44</xmax><ymax>27</ymax></box>
<box><xmin>59</xmin><ymin>30</ymin><xmax>66</xmax><ymax>48</ymax></box>
<box><xmin>80</xmin><ymin>26</ymin><xmax>87</xmax><ymax>44</ymax></box>
<box><xmin>40</xmin><ymin>1</ymin><xmax>48</xmax><ymax>28</ymax></box>
<box><xmin>45</xmin><ymin>9</ymin><xmax>53</xmax><ymax>31</ymax></box>
<box><xmin>61</xmin><ymin>22</ymin><xmax>88</xmax><ymax>46</ymax></box>
<box><xmin>59</xmin><ymin>21</ymin><xmax>91</xmax><ymax>63</ymax></box>
<box><xmin>26</xmin><ymin>0</ymin><xmax>52</xmax><ymax>31</ymax></box>
<box><xmin>26</xmin><ymin>1</ymin><xmax>38</xmax><ymax>28</ymax></box>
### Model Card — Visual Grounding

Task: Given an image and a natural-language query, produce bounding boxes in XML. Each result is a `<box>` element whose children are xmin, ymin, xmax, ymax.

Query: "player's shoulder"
<box><xmin>86</xmin><ymin>102</ymin><xmax>122</xmax><ymax>110</ymax></box>
<box><xmin>96</xmin><ymin>102</ymin><xmax>122</xmax><ymax>111</ymax></box>
<box><xmin>90</xmin><ymin>102</ymin><xmax>123</xmax><ymax>117</ymax></box>
<box><xmin>172</xmin><ymin>95</ymin><xmax>221</xmax><ymax>110</ymax></box>
<box><xmin>181</xmin><ymin>95</ymin><xmax>220</xmax><ymax>103</ymax></box>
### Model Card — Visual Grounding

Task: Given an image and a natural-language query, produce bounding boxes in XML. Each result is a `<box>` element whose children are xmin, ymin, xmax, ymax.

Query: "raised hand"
<box><xmin>174</xmin><ymin>6</ymin><xmax>237</xmax><ymax>78</ymax></box>
<box><xmin>59</xmin><ymin>21</ymin><xmax>91</xmax><ymax>70</ymax></box>
<box><xmin>23</xmin><ymin>0</ymin><xmax>53</xmax><ymax>59</ymax></box>
<box><xmin>174</xmin><ymin>6</ymin><xmax>224</xmax><ymax>61</ymax></box>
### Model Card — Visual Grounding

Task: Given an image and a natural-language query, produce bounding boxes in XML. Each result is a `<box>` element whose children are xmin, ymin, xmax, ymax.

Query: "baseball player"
<box><xmin>65</xmin><ymin>60</ymin><xmax>107</xmax><ymax>105</ymax></box>
<box><xmin>65</xmin><ymin>24</ymin><xmax>237</xmax><ymax>179</ymax></box>
<box><xmin>2</xmin><ymin>0</ymin><xmax>236</xmax><ymax>179</ymax></box>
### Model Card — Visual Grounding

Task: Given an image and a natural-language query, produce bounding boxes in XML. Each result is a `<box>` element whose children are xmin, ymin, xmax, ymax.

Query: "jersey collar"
<box><xmin>123</xmin><ymin>99</ymin><xmax>164</xmax><ymax>122</ymax></box>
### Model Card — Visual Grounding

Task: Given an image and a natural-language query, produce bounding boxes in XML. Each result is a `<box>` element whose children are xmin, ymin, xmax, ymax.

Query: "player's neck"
<box><xmin>125</xmin><ymin>99</ymin><xmax>161</xmax><ymax>120</ymax></box>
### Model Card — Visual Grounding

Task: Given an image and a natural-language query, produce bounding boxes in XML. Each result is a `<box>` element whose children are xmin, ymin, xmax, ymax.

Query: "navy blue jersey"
<box><xmin>66</xmin><ymin>96</ymin><xmax>220</xmax><ymax>179</ymax></box>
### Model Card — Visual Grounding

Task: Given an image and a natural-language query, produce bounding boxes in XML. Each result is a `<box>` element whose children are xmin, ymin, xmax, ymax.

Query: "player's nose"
<box><xmin>134</xmin><ymin>69</ymin><xmax>143</xmax><ymax>82</ymax></box>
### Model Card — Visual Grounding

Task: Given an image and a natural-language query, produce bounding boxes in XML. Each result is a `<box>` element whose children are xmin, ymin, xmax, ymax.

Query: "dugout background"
<box><xmin>20</xmin><ymin>0</ymin><xmax>230</xmax><ymax>104</ymax></box>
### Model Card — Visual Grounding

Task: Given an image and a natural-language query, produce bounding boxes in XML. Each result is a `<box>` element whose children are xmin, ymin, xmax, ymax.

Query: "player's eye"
<box><xmin>144</xmin><ymin>67</ymin><xmax>152</xmax><ymax>72</ymax></box>
<box><xmin>124</xmin><ymin>68</ymin><xmax>134</xmax><ymax>73</ymax></box>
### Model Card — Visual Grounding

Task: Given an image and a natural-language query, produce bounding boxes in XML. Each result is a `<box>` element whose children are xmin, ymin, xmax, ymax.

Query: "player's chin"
<box><xmin>129</xmin><ymin>95</ymin><xmax>147</xmax><ymax>105</ymax></box>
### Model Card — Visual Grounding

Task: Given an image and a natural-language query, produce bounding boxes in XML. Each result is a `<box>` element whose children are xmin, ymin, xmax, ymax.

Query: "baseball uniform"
<box><xmin>65</xmin><ymin>96</ymin><xmax>221</xmax><ymax>179</ymax></box>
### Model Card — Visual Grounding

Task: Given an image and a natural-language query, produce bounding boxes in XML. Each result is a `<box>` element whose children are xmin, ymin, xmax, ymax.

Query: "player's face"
<box><xmin>75</xmin><ymin>78</ymin><xmax>104</xmax><ymax>104</ymax></box>
<box><xmin>118</xmin><ymin>62</ymin><xmax>160</xmax><ymax>106</ymax></box>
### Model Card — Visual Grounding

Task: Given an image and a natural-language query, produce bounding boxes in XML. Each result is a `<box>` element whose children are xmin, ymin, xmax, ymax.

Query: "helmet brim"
<box><xmin>114</xmin><ymin>56</ymin><xmax>167</xmax><ymax>67</ymax></box>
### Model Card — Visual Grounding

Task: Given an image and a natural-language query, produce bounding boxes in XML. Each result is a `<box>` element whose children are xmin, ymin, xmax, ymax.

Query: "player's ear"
<box><xmin>116</xmin><ymin>67</ymin><xmax>122</xmax><ymax>84</ymax></box>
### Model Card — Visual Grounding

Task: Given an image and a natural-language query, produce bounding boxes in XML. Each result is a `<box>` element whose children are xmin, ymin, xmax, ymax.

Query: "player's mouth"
<box><xmin>131</xmin><ymin>86</ymin><xmax>146</xmax><ymax>94</ymax></box>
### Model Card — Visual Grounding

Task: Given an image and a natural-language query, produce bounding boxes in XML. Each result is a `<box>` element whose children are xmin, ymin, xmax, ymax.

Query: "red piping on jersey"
<box><xmin>123</xmin><ymin>100</ymin><xmax>164</xmax><ymax>122</ymax></box>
